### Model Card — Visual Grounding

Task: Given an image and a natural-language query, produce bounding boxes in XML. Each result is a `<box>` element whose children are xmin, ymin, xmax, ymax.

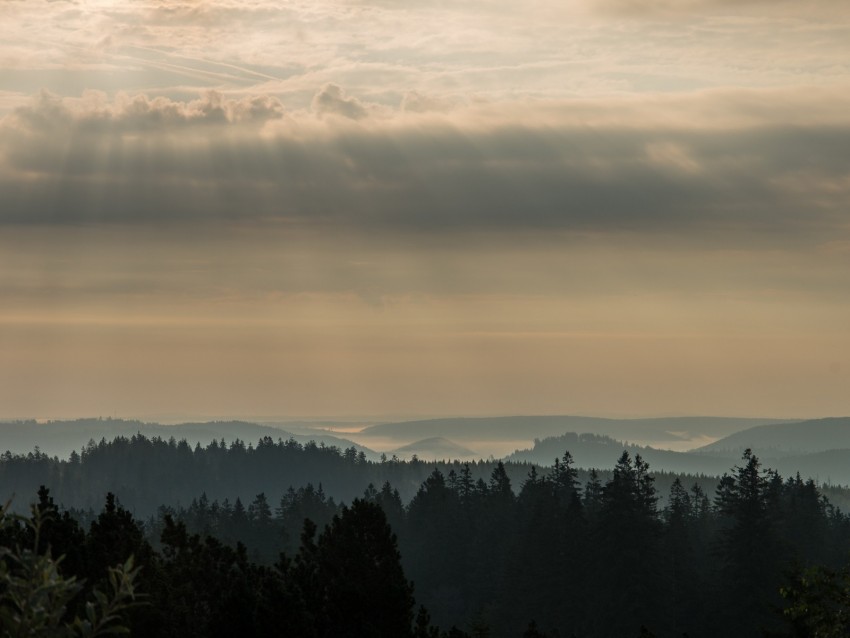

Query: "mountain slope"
<box><xmin>359</xmin><ymin>415</ymin><xmax>788</xmax><ymax>447</ymax></box>
<box><xmin>0</xmin><ymin>418</ymin><xmax>378</xmax><ymax>460</ymax></box>
<box><xmin>697</xmin><ymin>417</ymin><xmax>850</xmax><ymax>457</ymax></box>
<box><xmin>509</xmin><ymin>430</ymin><xmax>850</xmax><ymax>487</ymax></box>
<box><xmin>506</xmin><ymin>432</ymin><xmax>737</xmax><ymax>476</ymax></box>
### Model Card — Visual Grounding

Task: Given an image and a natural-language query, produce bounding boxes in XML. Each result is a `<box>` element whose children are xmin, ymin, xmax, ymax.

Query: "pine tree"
<box><xmin>663</xmin><ymin>478</ymin><xmax>705</xmax><ymax>636</ymax></box>
<box><xmin>582</xmin><ymin>469</ymin><xmax>603</xmax><ymax>522</ymax></box>
<box><xmin>405</xmin><ymin>469</ymin><xmax>465</xmax><ymax>627</ymax></box>
<box><xmin>312</xmin><ymin>499</ymin><xmax>415</xmax><ymax>637</ymax></box>
<box><xmin>714</xmin><ymin>449</ymin><xmax>783</xmax><ymax>636</ymax></box>
<box><xmin>590</xmin><ymin>452</ymin><xmax>663</xmax><ymax>637</ymax></box>
<box><xmin>550</xmin><ymin>451</ymin><xmax>580</xmax><ymax>505</ymax></box>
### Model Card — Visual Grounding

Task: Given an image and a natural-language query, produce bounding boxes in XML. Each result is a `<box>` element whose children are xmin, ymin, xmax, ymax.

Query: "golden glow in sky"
<box><xmin>1</xmin><ymin>0</ymin><xmax>849</xmax><ymax>419</ymax></box>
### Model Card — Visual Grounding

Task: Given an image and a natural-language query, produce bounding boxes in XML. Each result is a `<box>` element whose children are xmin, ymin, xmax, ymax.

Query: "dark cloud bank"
<box><xmin>1</xmin><ymin>89</ymin><xmax>848</xmax><ymax>240</ymax></box>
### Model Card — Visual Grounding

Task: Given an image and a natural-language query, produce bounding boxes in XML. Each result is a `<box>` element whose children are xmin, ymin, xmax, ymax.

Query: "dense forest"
<box><xmin>4</xmin><ymin>438</ymin><xmax>850</xmax><ymax>636</ymax></box>
<box><xmin>509</xmin><ymin>427</ymin><xmax>850</xmax><ymax>490</ymax></box>
<box><xmin>1</xmin><ymin>433</ymin><xmax>748</xmax><ymax>516</ymax></box>
<box><xmin>0</xmin><ymin>418</ymin><xmax>378</xmax><ymax>462</ymax></box>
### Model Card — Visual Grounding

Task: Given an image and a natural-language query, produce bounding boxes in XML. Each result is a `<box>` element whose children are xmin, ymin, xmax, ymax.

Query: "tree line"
<box><xmin>4</xmin><ymin>445</ymin><xmax>850</xmax><ymax>636</ymax></box>
<box><xmin>1</xmin><ymin>433</ymin><xmax>741</xmax><ymax>517</ymax></box>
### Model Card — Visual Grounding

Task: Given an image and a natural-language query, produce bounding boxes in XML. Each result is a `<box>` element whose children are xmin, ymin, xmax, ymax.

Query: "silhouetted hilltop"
<box><xmin>359</xmin><ymin>415</ymin><xmax>787</xmax><ymax>446</ymax></box>
<box><xmin>510</xmin><ymin>430</ymin><xmax>850</xmax><ymax>488</ymax></box>
<box><xmin>0</xmin><ymin>417</ymin><xmax>376</xmax><ymax>460</ymax></box>
<box><xmin>506</xmin><ymin>432</ymin><xmax>736</xmax><ymax>476</ymax></box>
<box><xmin>768</xmin><ymin>449</ymin><xmax>850</xmax><ymax>487</ymax></box>
<box><xmin>697</xmin><ymin>417</ymin><xmax>850</xmax><ymax>457</ymax></box>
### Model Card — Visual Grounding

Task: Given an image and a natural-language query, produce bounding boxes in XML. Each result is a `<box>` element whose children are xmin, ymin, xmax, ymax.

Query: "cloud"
<box><xmin>3</xmin><ymin>0</ymin><xmax>848</xmax><ymax>121</ymax></box>
<box><xmin>312</xmin><ymin>84</ymin><xmax>369</xmax><ymax>120</ymax></box>
<box><xmin>1</xmin><ymin>87</ymin><xmax>849</xmax><ymax>243</ymax></box>
<box><xmin>9</xmin><ymin>90</ymin><xmax>286</xmax><ymax>133</ymax></box>
<box><xmin>400</xmin><ymin>91</ymin><xmax>460</xmax><ymax>113</ymax></box>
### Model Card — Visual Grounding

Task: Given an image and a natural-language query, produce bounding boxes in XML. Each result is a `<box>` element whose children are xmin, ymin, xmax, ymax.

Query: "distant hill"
<box><xmin>697</xmin><ymin>417</ymin><xmax>850</xmax><ymax>457</ymax></box>
<box><xmin>359</xmin><ymin>415</ymin><xmax>788</xmax><ymax>447</ymax></box>
<box><xmin>4</xmin><ymin>427</ymin><xmax>850</xmax><ymax>517</ymax></box>
<box><xmin>769</xmin><ymin>449</ymin><xmax>850</xmax><ymax>487</ymax></box>
<box><xmin>390</xmin><ymin>437</ymin><xmax>477</xmax><ymax>460</ymax></box>
<box><xmin>509</xmin><ymin>430</ymin><xmax>850</xmax><ymax>488</ymax></box>
<box><xmin>506</xmin><ymin>432</ymin><xmax>737</xmax><ymax>476</ymax></box>
<box><xmin>0</xmin><ymin>418</ymin><xmax>378</xmax><ymax>460</ymax></box>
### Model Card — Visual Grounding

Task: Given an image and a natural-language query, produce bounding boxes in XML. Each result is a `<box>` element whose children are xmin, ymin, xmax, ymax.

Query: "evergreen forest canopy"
<box><xmin>4</xmin><ymin>436</ymin><xmax>850</xmax><ymax>637</ymax></box>
<box><xmin>9</xmin><ymin>416</ymin><xmax>850</xmax><ymax>486</ymax></box>
<box><xmin>0</xmin><ymin>418</ymin><xmax>377</xmax><ymax>463</ymax></box>
<box><xmin>508</xmin><ymin>427</ymin><xmax>850</xmax><ymax>491</ymax></box>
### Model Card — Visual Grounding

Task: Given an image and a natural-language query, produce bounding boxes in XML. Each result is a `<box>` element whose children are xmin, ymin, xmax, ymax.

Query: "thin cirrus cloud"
<box><xmin>2</xmin><ymin>0</ymin><xmax>849</xmax><ymax>109</ymax></box>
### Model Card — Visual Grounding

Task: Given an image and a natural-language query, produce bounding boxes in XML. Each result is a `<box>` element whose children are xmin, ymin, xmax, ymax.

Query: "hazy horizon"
<box><xmin>0</xmin><ymin>411</ymin><xmax>813</xmax><ymax>460</ymax></box>
<box><xmin>0</xmin><ymin>410</ymin><xmax>827</xmax><ymax>426</ymax></box>
<box><xmin>3</xmin><ymin>0</ymin><xmax>849</xmax><ymax>419</ymax></box>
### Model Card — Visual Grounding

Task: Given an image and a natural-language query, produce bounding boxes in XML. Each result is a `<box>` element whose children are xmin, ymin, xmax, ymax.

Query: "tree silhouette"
<box><xmin>310</xmin><ymin>499</ymin><xmax>415</xmax><ymax>637</ymax></box>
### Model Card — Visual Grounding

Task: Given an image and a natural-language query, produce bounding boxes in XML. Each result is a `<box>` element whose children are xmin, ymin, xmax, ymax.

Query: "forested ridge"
<box><xmin>1</xmin><ymin>433</ymin><xmax>738</xmax><ymax>516</ymax></box>
<box><xmin>510</xmin><ymin>428</ymin><xmax>850</xmax><ymax>489</ymax></box>
<box><xmin>4</xmin><ymin>438</ymin><xmax>850</xmax><ymax>636</ymax></box>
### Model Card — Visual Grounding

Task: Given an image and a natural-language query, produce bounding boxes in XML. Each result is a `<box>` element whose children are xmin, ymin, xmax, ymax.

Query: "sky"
<box><xmin>1</xmin><ymin>0</ymin><xmax>849</xmax><ymax>421</ymax></box>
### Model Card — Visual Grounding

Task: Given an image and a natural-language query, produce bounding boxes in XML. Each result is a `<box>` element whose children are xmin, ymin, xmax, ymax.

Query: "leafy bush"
<box><xmin>0</xmin><ymin>501</ymin><xmax>140</xmax><ymax>637</ymax></box>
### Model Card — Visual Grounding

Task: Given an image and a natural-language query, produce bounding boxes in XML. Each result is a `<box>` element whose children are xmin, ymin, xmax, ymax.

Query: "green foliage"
<box><xmin>0</xmin><ymin>500</ymin><xmax>139</xmax><ymax>637</ymax></box>
<box><xmin>780</xmin><ymin>563</ymin><xmax>850</xmax><ymax>637</ymax></box>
